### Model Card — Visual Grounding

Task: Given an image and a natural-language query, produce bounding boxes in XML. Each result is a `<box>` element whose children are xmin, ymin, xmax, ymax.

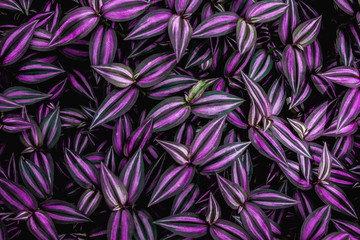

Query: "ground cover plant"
<box><xmin>0</xmin><ymin>0</ymin><xmax>360</xmax><ymax>239</ymax></box>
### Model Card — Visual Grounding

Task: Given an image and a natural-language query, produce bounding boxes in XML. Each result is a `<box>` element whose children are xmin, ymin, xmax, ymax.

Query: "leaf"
<box><xmin>334</xmin><ymin>0</ymin><xmax>356</xmax><ymax>15</ymax></box>
<box><xmin>185</xmin><ymin>40</ymin><xmax>212</xmax><ymax>69</ymax></box>
<box><xmin>154</xmin><ymin>213</ymin><xmax>208</xmax><ymax>238</ymax></box>
<box><xmin>100</xmin><ymin>163</ymin><xmax>128</xmax><ymax>210</ymax></box>
<box><xmin>40</xmin><ymin>200</ymin><xmax>91</xmax><ymax>224</ymax></box>
<box><xmin>171</xmin><ymin>183</ymin><xmax>199</xmax><ymax>215</ymax></box>
<box><xmin>192</xmin><ymin>12</ymin><xmax>239</xmax><ymax>38</ymax></box>
<box><xmin>174</xmin><ymin>0</ymin><xmax>202</xmax><ymax>15</ymax></box>
<box><xmin>148</xmin><ymin>164</ymin><xmax>195</xmax><ymax>206</ymax></box>
<box><xmin>27</xmin><ymin>210</ymin><xmax>58</xmax><ymax>240</ymax></box>
<box><xmin>107</xmin><ymin>209</ymin><xmax>134</xmax><ymax>240</ymax></box>
<box><xmin>134</xmin><ymin>52</ymin><xmax>177</xmax><ymax>88</ymax></box>
<box><xmin>146</xmin><ymin>97</ymin><xmax>191</xmax><ymax>132</ymax></box>
<box><xmin>0</xmin><ymin>177</ymin><xmax>38</xmax><ymax>212</ymax></box>
<box><xmin>77</xmin><ymin>189</ymin><xmax>102</xmax><ymax>216</ymax></box>
<box><xmin>245</xmin><ymin>0</ymin><xmax>288</xmax><ymax>23</ymax></box>
<box><xmin>0</xmin><ymin>94</ymin><xmax>23</xmax><ymax>112</ymax></box>
<box><xmin>239</xmin><ymin>202</ymin><xmax>273</xmax><ymax>240</ymax></box>
<box><xmin>64</xmin><ymin>148</ymin><xmax>99</xmax><ymax>189</ymax></box>
<box><xmin>332</xmin><ymin>219</ymin><xmax>360</xmax><ymax>237</ymax></box>
<box><xmin>282</xmin><ymin>44</ymin><xmax>306</xmax><ymax>94</ymax></box>
<box><xmin>125</xmin><ymin>9</ymin><xmax>172</xmax><ymax>40</ymax></box>
<box><xmin>68</xmin><ymin>69</ymin><xmax>97</xmax><ymax>101</ymax></box>
<box><xmin>210</xmin><ymin>219</ymin><xmax>251</xmax><ymax>240</ymax></box>
<box><xmin>132</xmin><ymin>210</ymin><xmax>157</xmax><ymax>240</ymax></box>
<box><xmin>190</xmin><ymin>116</ymin><xmax>227</xmax><ymax>164</ymax></box>
<box><xmin>92</xmin><ymin>63</ymin><xmax>135</xmax><ymax>88</ymax></box>
<box><xmin>216</xmin><ymin>174</ymin><xmax>247</xmax><ymax>212</ymax></box>
<box><xmin>300</xmin><ymin>205</ymin><xmax>331</xmax><ymax>240</ymax></box>
<box><xmin>336</xmin><ymin>88</ymin><xmax>360</xmax><ymax>132</ymax></box>
<box><xmin>236</xmin><ymin>18</ymin><xmax>257</xmax><ymax>55</ymax></box>
<box><xmin>249</xmin><ymin>49</ymin><xmax>273</xmax><ymax>82</ymax></box>
<box><xmin>168</xmin><ymin>14</ymin><xmax>193</xmax><ymax>62</ymax></box>
<box><xmin>19</xmin><ymin>157</ymin><xmax>51</xmax><ymax>199</ymax></box>
<box><xmin>120</xmin><ymin>149</ymin><xmax>144</xmax><ymax>204</ymax></box>
<box><xmin>0</xmin><ymin>0</ymin><xmax>22</xmax><ymax>12</ymax></box>
<box><xmin>123</xmin><ymin>118</ymin><xmax>153</xmax><ymax>157</ymax></box>
<box><xmin>336</xmin><ymin>29</ymin><xmax>354</xmax><ymax>66</ymax></box>
<box><xmin>16</xmin><ymin>61</ymin><xmax>65</xmax><ymax>84</ymax></box>
<box><xmin>294</xmin><ymin>191</ymin><xmax>314</xmax><ymax>220</ymax></box>
<box><xmin>318</xmin><ymin>143</ymin><xmax>332</xmax><ymax>182</ymax></box>
<box><xmin>318</xmin><ymin>66</ymin><xmax>360</xmax><ymax>88</ymax></box>
<box><xmin>268</xmin><ymin>78</ymin><xmax>285</xmax><ymax>116</ymax></box>
<box><xmin>40</xmin><ymin>108</ymin><xmax>61</xmax><ymax>149</ymax></box>
<box><xmin>292</xmin><ymin>16</ymin><xmax>322</xmax><ymax>49</ymax></box>
<box><xmin>278</xmin><ymin>0</ymin><xmax>299</xmax><ymax>44</ymax></box>
<box><xmin>3</xmin><ymin>87</ymin><xmax>51</xmax><ymax>105</ymax></box>
<box><xmin>304</xmin><ymin>40</ymin><xmax>323</xmax><ymax>72</ymax></box>
<box><xmin>90</xmin><ymin>87</ymin><xmax>139</xmax><ymax>129</ymax></box>
<box><xmin>206</xmin><ymin>192</ymin><xmax>221</xmax><ymax>224</ymax></box>
<box><xmin>157</xmin><ymin>140</ymin><xmax>190</xmax><ymax>165</ymax></box>
<box><xmin>101</xmin><ymin>0</ymin><xmax>150</xmax><ymax>22</ymax></box>
<box><xmin>1</xmin><ymin>114</ymin><xmax>33</xmax><ymax>133</ymax></box>
<box><xmin>315</xmin><ymin>182</ymin><xmax>357</xmax><ymax>218</ymax></box>
<box><xmin>199</xmin><ymin>142</ymin><xmax>250</xmax><ymax>175</ymax></box>
<box><xmin>49</xmin><ymin>7</ymin><xmax>100</xmax><ymax>47</ymax></box>
<box><xmin>249</xmin><ymin>189</ymin><xmax>298</xmax><ymax>209</ymax></box>
<box><xmin>278</xmin><ymin>160</ymin><xmax>312</xmax><ymax>190</ymax></box>
<box><xmin>0</xmin><ymin>20</ymin><xmax>37</xmax><ymax>66</ymax></box>
<box><xmin>232</xmin><ymin>150</ymin><xmax>252</xmax><ymax>192</ymax></box>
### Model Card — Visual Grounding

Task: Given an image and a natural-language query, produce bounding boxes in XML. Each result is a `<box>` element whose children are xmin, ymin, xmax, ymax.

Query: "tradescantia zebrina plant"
<box><xmin>1</xmin><ymin>0</ymin><xmax>360</xmax><ymax>239</ymax></box>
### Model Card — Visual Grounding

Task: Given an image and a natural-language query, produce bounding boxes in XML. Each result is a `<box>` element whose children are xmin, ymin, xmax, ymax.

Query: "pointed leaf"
<box><xmin>169</xmin><ymin>14</ymin><xmax>193</xmax><ymax>62</ymax></box>
<box><xmin>236</xmin><ymin>18</ymin><xmax>257</xmax><ymax>55</ymax></box>
<box><xmin>282</xmin><ymin>44</ymin><xmax>306</xmax><ymax>93</ymax></box>
<box><xmin>300</xmin><ymin>205</ymin><xmax>331</xmax><ymax>240</ymax></box>
<box><xmin>3</xmin><ymin>87</ymin><xmax>51</xmax><ymax>105</ymax></box>
<box><xmin>210</xmin><ymin>219</ymin><xmax>251</xmax><ymax>240</ymax></box>
<box><xmin>157</xmin><ymin>140</ymin><xmax>190</xmax><ymax>165</ymax></box>
<box><xmin>16</xmin><ymin>61</ymin><xmax>65</xmax><ymax>84</ymax></box>
<box><xmin>171</xmin><ymin>183</ymin><xmax>199</xmax><ymax>215</ymax></box>
<box><xmin>107</xmin><ymin>209</ymin><xmax>134</xmax><ymax>240</ymax></box>
<box><xmin>123</xmin><ymin>118</ymin><xmax>153</xmax><ymax>157</ymax></box>
<box><xmin>318</xmin><ymin>67</ymin><xmax>360</xmax><ymax>88</ymax></box>
<box><xmin>249</xmin><ymin>189</ymin><xmax>298</xmax><ymax>209</ymax></box>
<box><xmin>92</xmin><ymin>63</ymin><xmax>135</xmax><ymax>88</ymax></box>
<box><xmin>40</xmin><ymin>108</ymin><xmax>61</xmax><ymax>149</ymax></box>
<box><xmin>293</xmin><ymin>16</ymin><xmax>322</xmax><ymax>49</ymax></box>
<box><xmin>132</xmin><ymin>210</ymin><xmax>157</xmax><ymax>240</ymax></box>
<box><xmin>206</xmin><ymin>192</ymin><xmax>221</xmax><ymax>224</ymax></box>
<box><xmin>245</xmin><ymin>0</ymin><xmax>288</xmax><ymax>23</ymax></box>
<box><xmin>27</xmin><ymin>210</ymin><xmax>58</xmax><ymax>240</ymax></box>
<box><xmin>101</xmin><ymin>0</ymin><xmax>150</xmax><ymax>22</ymax></box>
<box><xmin>217</xmin><ymin>174</ymin><xmax>247</xmax><ymax>211</ymax></box>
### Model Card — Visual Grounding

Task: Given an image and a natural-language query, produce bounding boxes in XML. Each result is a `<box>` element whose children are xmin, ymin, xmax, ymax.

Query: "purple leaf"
<box><xmin>92</xmin><ymin>63</ymin><xmax>134</xmax><ymax>88</ymax></box>
<box><xmin>132</xmin><ymin>210</ymin><xmax>157</xmax><ymax>240</ymax></box>
<box><xmin>0</xmin><ymin>0</ymin><xmax>22</xmax><ymax>12</ymax></box>
<box><xmin>169</xmin><ymin>14</ymin><xmax>193</xmax><ymax>62</ymax></box>
<box><xmin>3</xmin><ymin>86</ymin><xmax>51</xmax><ymax>105</ymax></box>
<box><xmin>249</xmin><ymin>189</ymin><xmax>298</xmax><ymax>209</ymax></box>
<box><xmin>236</xmin><ymin>18</ymin><xmax>257</xmax><ymax>55</ymax></box>
<box><xmin>332</xmin><ymin>219</ymin><xmax>360</xmax><ymax>238</ymax></box>
<box><xmin>175</xmin><ymin>0</ymin><xmax>202</xmax><ymax>15</ymax></box>
<box><xmin>100</xmin><ymin>0</ymin><xmax>150</xmax><ymax>22</ymax></box>
<box><xmin>171</xmin><ymin>183</ymin><xmax>199</xmax><ymax>215</ymax></box>
<box><xmin>16</xmin><ymin>61</ymin><xmax>65</xmax><ymax>84</ymax></box>
<box><xmin>216</xmin><ymin>174</ymin><xmax>247</xmax><ymax>212</ymax></box>
<box><xmin>245</xmin><ymin>0</ymin><xmax>288</xmax><ymax>23</ymax></box>
<box><xmin>123</xmin><ymin>118</ymin><xmax>153</xmax><ymax>157</ymax></box>
<box><xmin>157</xmin><ymin>140</ymin><xmax>190</xmax><ymax>165</ymax></box>
<box><xmin>300</xmin><ymin>205</ymin><xmax>331</xmax><ymax>240</ymax></box>
<box><xmin>40</xmin><ymin>108</ymin><xmax>61</xmax><ymax>149</ymax></box>
<box><xmin>77</xmin><ymin>189</ymin><xmax>102</xmax><ymax>216</ymax></box>
<box><xmin>292</xmin><ymin>16</ymin><xmax>322</xmax><ymax>49</ymax></box>
<box><xmin>154</xmin><ymin>213</ymin><xmax>208</xmax><ymax>238</ymax></box>
<box><xmin>206</xmin><ymin>192</ymin><xmax>221</xmax><ymax>224</ymax></box>
<box><xmin>27</xmin><ymin>210</ymin><xmax>58</xmax><ymax>240</ymax></box>
<box><xmin>318</xmin><ymin>66</ymin><xmax>360</xmax><ymax>88</ymax></box>
<box><xmin>249</xmin><ymin>49</ymin><xmax>273</xmax><ymax>82</ymax></box>
<box><xmin>232</xmin><ymin>150</ymin><xmax>252</xmax><ymax>192</ymax></box>
<box><xmin>278</xmin><ymin>0</ymin><xmax>299</xmax><ymax>44</ymax></box>
<box><xmin>210</xmin><ymin>219</ymin><xmax>251</xmax><ymax>240</ymax></box>
<box><xmin>318</xmin><ymin>143</ymin><xmax>332</xmax><ymax>182</ymax></box>
<box><xmin>336</xmin><ymin>88</ymin><xmax>360</xmax><ymax>132</ymax></box>
<box><xmin>0</xmin><ymin>94</ymin><xmax>23</xmax><ymax>112</ymax></box>
<box><xmin>107</xmin><ymin>209</ymin><xmax>134</xmax><ymax>240</ymax></box>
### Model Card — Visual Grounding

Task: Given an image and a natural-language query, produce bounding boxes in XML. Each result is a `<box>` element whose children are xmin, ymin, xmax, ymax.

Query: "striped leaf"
<box><xmin>300</xmin><ymin>205</ymin><xmax>331</xmax><ymax>240</ymax></box>
<box><xmin>100</xmin><ymin>162</ymin><xmax>128</xmax><ymax>210</ymax></box>
<box><xmin>77</xmin><ymin>189</ymin><xmax>102</xmax><ymax>216</ymax></box>
<box><xmin>154</xmin><ymin>213</ymin><xmax>208</xmax><ymax>238</ymax></box>
<box><xmin>192</xmin><ymin>12</ymin><xmax>239</xmax><ymax>38</ymax></box>
<box><xmin>64</xmin><ymin>148</ymin><xmax>99</xmax><ymax>189</ymax></box>
<box><xmin>199</xmin><ymin>142</ymin><xmax>250</xmax><ymax>175</ymax></box>
<box><xmin>270</xmin><ymin>117</ymin><xmax>312</xmax><ymax>158</ymax></box>
<box><xmin>171</xmin><ymin>184</ymin><xmax>199</xmax><ymax>215</ymax></box>
<box><xmin>68</xmin><ymin>69</ymin><xmax>96</xmax><ymax>101</ymax></box>
<box><xmin>334</xmin><ymin>0</ymin><xmax>356</xmax><ymax>15</ymax></box>
<box><xmin>120</xmin><ymin>149</ymin><xmax>144</xmax><ymax>204</ymax></box>
<box><xmin>101</xmin><ymin>0</ymin><xmax>150</xmax><ymax>22</ymax></box>
<box><xmin>278</xmin><ymin>0</ymin><xmax>299</xmax><ymax>44</ymax></box>
<box><xmin>157</xmin><ymin>140</ymin><xmax>190</xmax><ymax>165</ymax></box>
<box><xmin>19</xmin><ymin>158</ymin><xmax>51</xmax><ymax>199</ymax></box>
<box><xmin>148</xmin><ymin>75</ymin><xmax>197</xmax><ymax>100</ymax></box>
<box><xmin>169</xmin><ymin>14</ymin><xmax>193</xmax><ymax>62</ymax></box>
<box><xmin>210</xmin><ymin>219</ymin><xmax>251</xmax><ymax>240</ymax></box>
<box><xmin>297</xmin><ymin>154</ymin><xmax>312</xmax><ymax>184</ymax></box>
<box><xmin>191</xmin><ymin>91</ymin><xmax>245</xmax><ymax>119</ymax></box>
<box><xmin>236</xmin><ymin>18</ymin><xmax>257</xmax><ymax>55</ymax></box>
<box><xmin>123</xmin><ymin>118</ymin><xmax>152</xmax><ymax>157</ymax></box>
<box><xmin>146</xmin><ymin>97</ymin><xmax>191</xmax><ymax>132</ymax></box>
<box><xmin>318</xmin><ymin>143</ymin><xmax>332</xmax><ymax>182</ymax></box>
<box><xmin>1</xmin><ymin>114</ymin><xmax>33</xmax><ymax>133</ymax></box>
<box><xmin>240</xmin><ymin>202</ymin><xmax>273</xmax><ymax>240</ymax></box>
<box><xmin>134</xmin><ymin>52</ymin><xmax>177</xmax><ymax>88</ymax></box>
<box><xmin>92</xmin><ymin>63</ymin><xmax>135</xmax><ymax>88</ymax></box>
<box><xmin>268</xmin><ymin>78</ymin><xmax>285</xmax><ymax>115</ymax></box>
<box><xmin>332</xmin><ymin>219</ymin><xmax>360</xmax><ymax>238</ymax></box>
<box><xmin>30</xmin><ymin>29</ymin><xmax>56</xmax><ymax>52</ymax></box>
<box><xmin>27</xmin><ymin>210</ymin><xmax>58</xmax><ymax>240</ymax></box>
<box><xmin>294</xmin><ymin>191</ymin><xmax>314</xmax><ymax>220</ymax></box>
<box><xmin>278</xmin><ymin>160</ymin><xmax>312</xmax><ymax>190</ymax></box>
<box><xmin>245</xmin><ymin>0</ymin><xmax>288</xmax><ymax>23</ymax></box>
<box><xmin>0</xmin><ymin>20</ymin><xmax>37</xmax><ymax>66</ymax></box>
<box><xmin>292</xmin><ymin>16</ymin><xmax>322</xmax><ymax>49</ymax></box>
<box><xmin>190</xmin><ymin>116</ymin><xmax>227</xmax><ymax>164</ymax></box>
<box><xmin>49</xmin><ymin>7</ymin><xmax>100</xmax><ymax>47</ymax></box>
<box><xmin>89</xmin><ymin>25</ymin><xmax>117</xmax><ymax>82</ymax></box>
<box><xmin>0</xmin><ymin>177</ymin><xmax>38</xmax><ymax>212</ymax></box>
<box><xmin>28</xmin><ymin>12</ymin><xmax>54</xmax><ymax>28</ymax></box>
<box><xmin>206</xmin><ymin>192</ymin><xmax>221</xmax><ymax>224</ymax></box>
<box><xmin>16</xmin><ymin>61</ymin><xmax>65</xmax><ymax>84</ymax></box>
<box><xmin>0</xmin><ymin>0</ymin><xmax>22</xmax><ymax>12</ymax></box>
<box><xmin>224</xmin><ymin>50</ymin><xmax>253</xmax><ymax>77</ymax></box>
<box><xmin>90</xmin><ymin>87</ymin><xmax>139</xmax><ymax>129</ymax></box>
<box><xmin>31</xmin><ymin>151</ymin><xmax>53</xmax><ymax>190</ymax></box>
<box><xmin>0</xmin><ymin>94</ymin><xmax>23</xmax><ymax>112</ymax></box>
<box><xmin>315</xmin><ymin>182</ymin><xmax>357</xmax><ymax>218</ymax></box>
<box><xmin>249</xmin><ymin>127</ymin><xmax>288</xmax><ymax>166</ymax></box>
<box><xmin>132</xmin><ymin>210</ymin><xmax>157</xmax><ymax>240</ymax></box>
<box><xmin>249</xmin><ymin>189</ymin><xmax>298</xmax><ymax>209</ymax></box>
<box><xmin>337</xmin><ymin>88</ymin><xmax>360</xmax><ymax>132</ymax></box>
<box><xmin>174</xmin><ymin>0</ymin><xmax>202</xmax><ymax>15</ymax></box>
<box><xmin>148</xmin><ymin>164</ymin><xmax>195</xmax><ymax>206</ymax></box>
<box><xmin>249</xmin><ymin>49</ymin><xmax>273</xmax><ymax>82</ymax></box>
<box><xmin>3</xmin><ymin>87</ymin><xmax>51</xmax><ymax>105</ymax></box>
<box><xmin>322</xmin><ymin>232</ymin><xmax>352</xmax><ymax>240</ymax></box>
<box><xmin>125</xmin><ymin>9</ymin><xmax>172</xmax><ymax>40</ymax></box>
<box><xmin>217</xmin><ymin>174</ymin><xmax>247</xmax><ymax>212</ymax></box>
<box><xmin>336</xmin><ymin>29</ymin><xmax>354</xmax><ymax>66</ymax></box>
<box><xmin>40</xmin><ymin>108</ymin><xmax>61</xmax><ymax>149</ymax></box>
<box><xmin>232</xmin><ymin>151</ymin><xmax>252</xmax><ymax>192</ymax></box>
<box><xmin>304</xmin><ymin>40</ymin><xmax>323</xmax><ymax>72</ymax></box>
<box><xmin>318</xmin><ymin>66</ymin><xmax>360</xmax><ymax>88</ymax></box>
<box><xmin>107</xmin><ymin>209</ymin><xmax>134</xmax><ymax>240</ymax></box>
<box><xmin>241</xmin><ymin>71</ymin><xmax>271</xmax><ymax>118</ymax></box>
<box><xmin>112</xmin><ymin>116</ymin><xmax>129</xmax><ymax>156</ymax></box>
<box><xmin>186</xmin><ymin>40</ymin><xmax>212</xmax><ymax>68</ymax></box>
<box><xmin>40</xmin><ymin>200</ymin><xmax>91</xmax><ymax>224</ymax></box>
<box><xmin>282</xmin><ymin>44</ymin><xmax>306</xmax><ymax>94</ymax></box>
